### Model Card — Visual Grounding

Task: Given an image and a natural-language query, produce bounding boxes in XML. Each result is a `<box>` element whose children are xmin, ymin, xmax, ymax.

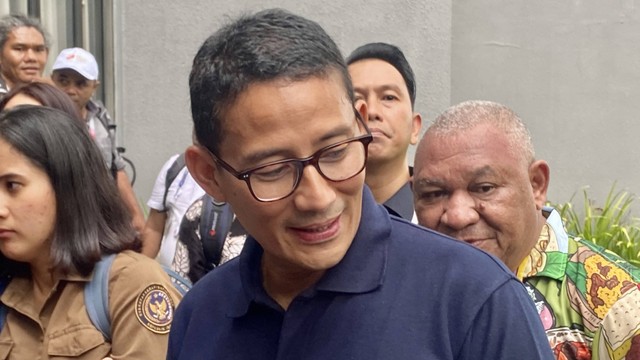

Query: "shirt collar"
<box><xmin>228</xmin><ymin>186</ymin><xmax>391</xmax><ymax>317</ymax></box>
<box><xmin>517</xmin><ymin>207</ymin><xmax>569</xmax><ymax>281</ymax></box>
<box><xmin>1</xmin><ymin>272</ymin><xmax>89</xmax><ymax>315</ymax></box>
<box><xmin>383</xmin><ymin>181</ymin><xmax>415</xmax><ymax>221</ymax></box>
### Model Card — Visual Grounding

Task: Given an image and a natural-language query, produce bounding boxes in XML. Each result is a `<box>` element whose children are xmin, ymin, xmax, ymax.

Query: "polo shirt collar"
<box><xmin>229</xmin><ymin>186</ymin><xmax>391</xmax><ymax>317</ymax></box>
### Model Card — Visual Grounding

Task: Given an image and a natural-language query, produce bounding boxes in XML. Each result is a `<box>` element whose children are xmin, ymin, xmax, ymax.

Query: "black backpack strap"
<box><xmin>162</xmin><ymin>153</ymin><xmax>186</xmax><ymax>209</ymax></box>
<box><xmin>199</xmin><ymin>196</ymin><xmax>234</xmax><ymax>267</ymax></box>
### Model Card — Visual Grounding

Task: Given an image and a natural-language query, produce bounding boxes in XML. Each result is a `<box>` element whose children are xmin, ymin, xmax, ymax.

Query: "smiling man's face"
<box><xmin>0</xmin><ymin>26</ymin><xmax>48</xmax><ymax>88</ymax></box>
<box><xmin>413</xmin><ymin>123</ymin><xmax>548</xmax><ymax>272</ymax></box>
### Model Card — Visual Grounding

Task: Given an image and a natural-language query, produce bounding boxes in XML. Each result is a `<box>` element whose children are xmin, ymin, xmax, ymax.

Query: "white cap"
<box><xmin>52</xmin><ymin>47</ymin><xmax>99</xmax><ymax>80</ymax></box>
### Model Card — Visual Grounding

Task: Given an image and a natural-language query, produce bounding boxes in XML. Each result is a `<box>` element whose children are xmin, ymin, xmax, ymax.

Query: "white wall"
<box><xmin>120</xmin><ymin>1</ymin><xmax>638</xmax><ymax>210</ymax></box>
<box><xmin>119</xmin><ymin>0</ymin><xmax>451</xmax><ymax>205</ymax></box>
<box><xmin>451</xmin><ymin>1</ymin><xmax>640</xmax><ymax>206</ymax></box>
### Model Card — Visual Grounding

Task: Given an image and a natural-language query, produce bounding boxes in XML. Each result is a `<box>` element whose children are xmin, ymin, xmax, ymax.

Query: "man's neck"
<box><xmin>81</xmin><ymin>106</ymin><xmax>89</xmax><ymax>120</ymax></box>
<box><xmin>366</xmin><ymin>159</ymin><xmax>411</xmax><ymax>204</ymax></box>
<box><xmin>78</xmin><ymin>101</ymin><xmax>93</xmax><ymax>121</ymax></box>
<box><xmin>261</xmin><ymin>256</ymin><xmax>325</xmax><ymax>310</ymax></box>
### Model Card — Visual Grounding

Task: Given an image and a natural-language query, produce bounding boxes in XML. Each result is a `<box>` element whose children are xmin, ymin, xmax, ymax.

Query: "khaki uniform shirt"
<box><xmin>0</xmin><ymin>251</ymin><xmax>182</xmax><ymax>359</ymax></box>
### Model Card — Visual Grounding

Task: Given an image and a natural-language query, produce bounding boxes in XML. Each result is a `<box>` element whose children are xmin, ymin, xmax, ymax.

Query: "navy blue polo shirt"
<box><xmin>167</xmin><ymin>188</ymin><xmax>553</xmax><ymax>360</ymax></box>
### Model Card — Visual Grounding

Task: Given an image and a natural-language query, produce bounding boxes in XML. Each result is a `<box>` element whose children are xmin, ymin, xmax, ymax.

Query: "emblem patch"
<box><xmin>135</xmin><ymin>284</ymin><xmax>175</xmax><ymax>334</ymax></box>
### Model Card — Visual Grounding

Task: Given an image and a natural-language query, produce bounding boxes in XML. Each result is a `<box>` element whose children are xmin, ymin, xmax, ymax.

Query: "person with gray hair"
<box><xmin>413</xmin><ymin>100</ymin><xmax>640</xmax><ymax>360</ymax></box>
<box><xmin>0</xmin><ymin>14</ymin><xmax>49</xmax><ymax>96</ymax></box>
<box><xmin>167</xmin><ymin>9</ymin><xmax>553</xmax><ymax>360</ymax></box>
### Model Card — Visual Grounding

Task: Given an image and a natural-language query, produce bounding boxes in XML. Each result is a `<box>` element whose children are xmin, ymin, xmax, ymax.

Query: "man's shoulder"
<box><xmin>559</xmin><ymin>236</ymin><xmax>640</xmax><ymax>322</ymax></box>
<box><xmin>570</xmin><ymin>236</ymin><xmax>640</xmax><ymax>281</ymax></box>
<box><xmin>389</xmin><ymin>219</ymin><xmax>507</xmax><ymax>263</ymax></box>
<box><xmin>85</xmin><ymin>99</ymin><xmax>111</xmax><ymax>123</ymax></box>
<box><xmin>383</xmin><ymin>181</ymin><xmax>415</xmax><ymax>220</ymax></box>
<box><xmin>388</xmin><ymin>218</ymin><xmax>516</xmax><ymax>284</ymax></box>
<box><xmin>86</xmin><ymin>98</ymin><xmax>105</xmax><ymax>111</ymax></box>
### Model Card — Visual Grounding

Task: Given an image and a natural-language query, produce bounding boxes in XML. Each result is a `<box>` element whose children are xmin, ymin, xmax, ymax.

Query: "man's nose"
<box><xmin>366</xmin><ymin>96</ymin><xmax>381</xmax><ymax>122</ymax></box>
<box><xmin>23</xmin><ymin>48</ymin><xmax>37</xmax><ymax>61</ymax></box>
<box><xmin>440</xmin><ymin>191</ymin><xmax>479</xmax><ymax>231</ymax></box>
<box><xmin>0</xmin><ymin>197</ymin><xmax>9</xmax><ymax>218</ymax></box>
<box><xmin>292</xmin><ymin>165</ymin><xmax>336</xmax><ymax>212</ymax></box>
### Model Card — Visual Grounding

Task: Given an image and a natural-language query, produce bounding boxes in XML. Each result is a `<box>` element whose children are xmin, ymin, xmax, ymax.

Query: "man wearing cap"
<box><xmin>51</xmin><ymin>47</ymin><xmax>145</xmax><ymax>234</ymax></box>
<box><xmin>346</xmin><ymin>43</ymin><xmax>422</xmax><ymax>222</ymax></box>
<box><xmin>0</xmin><ymin>14</ymin><xmax>49</xmax><ymax>97</ymax></box>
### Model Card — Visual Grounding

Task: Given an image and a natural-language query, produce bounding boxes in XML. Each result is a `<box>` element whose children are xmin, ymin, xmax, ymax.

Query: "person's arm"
<box><xmin>109</xmin><ymin>252</ymin><xmax>182</xmax><ymax>359</ymax></box>
<box><xmin>116</xmin><ymin>169</ymin><xmax>145</xmax><ymax>235</ymax></box>
<box><xmin>141</xmin><ymin>209</ymin><xmax>167</xmax><ymax>258</ymax></box>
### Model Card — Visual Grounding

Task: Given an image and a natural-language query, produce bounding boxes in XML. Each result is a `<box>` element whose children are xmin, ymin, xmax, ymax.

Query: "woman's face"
<box><xmin>0</xmin><ymin>138</ymin><xmax>56</xmax><ymax>268</ymax></box>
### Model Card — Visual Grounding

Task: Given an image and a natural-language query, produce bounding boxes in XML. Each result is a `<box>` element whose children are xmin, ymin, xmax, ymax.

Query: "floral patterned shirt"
<box><xmin>519</xmin><ymin>207</ymin><xmax>640</xmax><ymax>360</ymax></box>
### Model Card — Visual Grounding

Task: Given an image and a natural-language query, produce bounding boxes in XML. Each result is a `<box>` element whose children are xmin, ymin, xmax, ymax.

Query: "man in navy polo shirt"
<box><xmin>167</xmin><ymin>9</ymin><xmax>554</xmax><ymax>360</ymax></box>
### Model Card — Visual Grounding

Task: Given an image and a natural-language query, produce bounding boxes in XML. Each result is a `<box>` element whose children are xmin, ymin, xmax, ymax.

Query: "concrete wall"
<box><xmin>119</xmin><ymin>0</ymin><xmax>451</xmax><ymax>206</ymax></box>
<box><xmin>451</xmin><ymin>1</ymin><xmax>640</xmax><ymax>205</ymax></box>
<box><xmin>120</xmin><ymin>1</ymin><xmax>638</xmax><ymax>209</ymax></box>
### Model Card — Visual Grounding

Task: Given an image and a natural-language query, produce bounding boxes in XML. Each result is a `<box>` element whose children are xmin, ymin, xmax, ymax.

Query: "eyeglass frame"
<box><xmin>207</xmin><ymin>110</ymin><xmax>373</xmax><ymax>202</ymax></box>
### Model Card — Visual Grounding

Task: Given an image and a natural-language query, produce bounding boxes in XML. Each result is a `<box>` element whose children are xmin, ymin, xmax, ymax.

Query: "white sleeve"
<box><xmin>146</xmin><ymin>154</ymin><xmax>181</xmax><ymax>211</ymax></box>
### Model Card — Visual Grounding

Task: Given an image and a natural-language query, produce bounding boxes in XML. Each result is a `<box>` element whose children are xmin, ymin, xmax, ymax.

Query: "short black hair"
<box><xmin>346</xmin><ymin>42</ymin><xmax>416</xmax><ymax>109</ymax></box>
<box><xmin>0</xmin><ymin>106</ymin><xmax>139</xmax><ymax>276</ymax></box>
<box><xmin>189</xmin><ymin>8</ymin><xmax>354</xmax><ymax>155</ymax></box>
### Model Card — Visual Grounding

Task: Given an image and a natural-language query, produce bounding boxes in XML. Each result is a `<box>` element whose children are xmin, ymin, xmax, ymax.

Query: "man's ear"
<box><xmin>410</xmin><ymin>112</ymin><xmax>423</xmax><ymax>145</ymax></box>
<box><xmin>529</xmin><ymin>160</ymin><xmax>550</xmax><ymax>210</ymax></box>
<box><xmin>185</xmin><ymin>145</ymin><xmax>227</xmax><ymax>202</ymax></box>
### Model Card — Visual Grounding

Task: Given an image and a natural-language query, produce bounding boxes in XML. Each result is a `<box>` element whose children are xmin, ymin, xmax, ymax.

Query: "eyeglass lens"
<box><xmin>248</xmin><ymin>138</ymin><xmax>367</xmax><ymax>201</ymax></box>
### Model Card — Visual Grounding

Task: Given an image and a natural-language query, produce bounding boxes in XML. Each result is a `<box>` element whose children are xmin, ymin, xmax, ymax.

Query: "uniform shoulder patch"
<box><xmin>135</xmin><ymin>284</ymin><xmax>175</xmax><ymax>334</ymax></box>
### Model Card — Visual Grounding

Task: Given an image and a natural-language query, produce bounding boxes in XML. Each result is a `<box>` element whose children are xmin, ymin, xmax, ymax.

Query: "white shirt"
<box><xmin>147</xmin><ymin>154</ymin><xmax>206</xmax><ymax>267</ymax></box>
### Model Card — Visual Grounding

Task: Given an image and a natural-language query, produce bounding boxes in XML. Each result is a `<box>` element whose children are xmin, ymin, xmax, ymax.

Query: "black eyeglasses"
<box><xmin>210</xmin><ymin>113</ymin><xmax>372</xmax><ymax>202</ymax></box>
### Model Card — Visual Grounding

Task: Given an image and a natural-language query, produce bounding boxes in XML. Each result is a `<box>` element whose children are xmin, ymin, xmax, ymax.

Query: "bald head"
<box><xmin>420</xmin><ymin>100</ymin><xmax>535</xmax><ymax>165</ymax></box>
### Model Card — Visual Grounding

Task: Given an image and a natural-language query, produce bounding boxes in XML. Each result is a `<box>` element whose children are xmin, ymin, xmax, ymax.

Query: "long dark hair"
<box><xmin>0</xmin><ymin>106</ymin><xmax>140</xmax><ymax>276</ymax></box>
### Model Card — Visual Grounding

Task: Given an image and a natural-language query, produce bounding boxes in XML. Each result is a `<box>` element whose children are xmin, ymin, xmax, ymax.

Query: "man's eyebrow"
<box><xmin>11</xmin><ymin>41</ymin><xmax>43</xmax><ymax>47</ymax></box>
<box><xmin>354</xmin><ymin>84</ymin><xmax>404</xmax><ymax>94</ymax></box>
<box><xmin>413</xmin><ymin>177</ymin><xmax>445</xmax><ymax>188</ymax></box>
<box><xmin>471</xmin><ymin>165</ymin><xmax>496</xmax><ymax>178</ymax></box>
<box><xmin>413</xmin><ymin>166</ymin><xmax>497</xmax><ymax>188</ymax></box>
<box><xmin>242</xmin><ymin>121</ymin><xmax>355</xmax><ymax>166</ymax></box>
<box><xmin>375</xmin><ymin>84</ymin><xmax>404</xmax><ymax>94</ymax></box>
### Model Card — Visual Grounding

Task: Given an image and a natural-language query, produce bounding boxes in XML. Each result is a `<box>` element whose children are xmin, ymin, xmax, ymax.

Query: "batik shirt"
<box><xmin>518</xmin><ymin>207</ymin><xmax>640</xmax><ymax>360</ymax></box>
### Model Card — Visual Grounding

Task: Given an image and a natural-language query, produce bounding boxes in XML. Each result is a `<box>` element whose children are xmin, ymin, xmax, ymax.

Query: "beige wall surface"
<box><xmin>119</xmin><ymin>0</ymin><xmax>451</xmax><ymax>205</ymax></box>
<box><xmin>120</xmin><ymin>0</ymin><xmax>638</xmax><ymax>210</ymax></box>
<box><xmin>451</xmin><ymin>1</ymin><xmax>640</xmax><ymax>206</ymax></box>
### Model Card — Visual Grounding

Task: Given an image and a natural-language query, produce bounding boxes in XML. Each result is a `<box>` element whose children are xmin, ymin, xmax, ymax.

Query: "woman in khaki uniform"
<box><xmin>0</xmin><ymin>106</ymin><xmax>182</xmax><ymax>359</ymax></box>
